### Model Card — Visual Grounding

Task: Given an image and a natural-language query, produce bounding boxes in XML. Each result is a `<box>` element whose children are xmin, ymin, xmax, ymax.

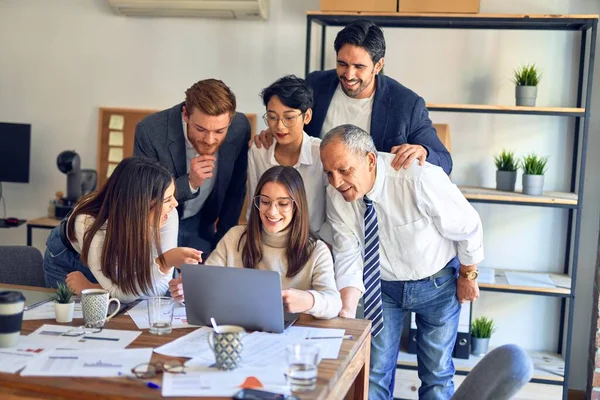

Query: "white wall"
<box><xmin>0</xmin><ymin>0</ymin><xmax>598</xmax><ymax>391</ymax></box>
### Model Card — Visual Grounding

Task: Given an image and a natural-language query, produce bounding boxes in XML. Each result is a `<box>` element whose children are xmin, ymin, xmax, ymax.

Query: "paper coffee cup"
<box><xmin>0</xmin><ymin>291</ymin><xmax>26</xmax><ymax>348</ymax></box>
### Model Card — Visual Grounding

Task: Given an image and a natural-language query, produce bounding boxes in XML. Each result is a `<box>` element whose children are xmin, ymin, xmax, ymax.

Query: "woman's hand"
<box><xmin>159</xmin><ymin>247</ymin><xmax>202</xmax><ymax>271</ymax></box>
<box><xmin>168</xmin><ymin>277</ymin><xmax>185</xmax><ymax>303</ymax></box>
<box><xmin>282</xmin><ymin>288</ymin><xmax>315</xmax><ymax>314</ymax></box>
<box><xmin>65</xmin><ymin>271</ymin><xmax>101</xmax><ymax>295</ymax></box>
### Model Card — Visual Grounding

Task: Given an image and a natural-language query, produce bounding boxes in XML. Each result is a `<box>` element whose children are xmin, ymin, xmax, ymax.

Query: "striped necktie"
<box><xmin>363</xmin><ymin>196</ymin><xmax>384</xmax><ymax>337</ymax></box>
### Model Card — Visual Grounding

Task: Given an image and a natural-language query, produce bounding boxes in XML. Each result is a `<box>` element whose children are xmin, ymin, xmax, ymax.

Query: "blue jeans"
<box><xmin>369</xmin><ymin>260</ymin><xmax>460</xmax><ymax>400</ymax></box>
<box><xmin>43</xmin><ymin>226</ymin><xmax>98</xmax><ymax>288</ymax></box>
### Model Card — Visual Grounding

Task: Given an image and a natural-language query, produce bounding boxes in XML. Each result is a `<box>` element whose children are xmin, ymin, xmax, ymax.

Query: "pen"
<box><xmin>306</xmin><ymin>334</ymin><xmax>354</xmax><ymax>340</ymax></box>
<box><xmin>82</xmin><ymin>336</ymin><xmax>120</xmax><ymax>341</ymax></box>
<box><xmin>118</xmin><ymin>373</ymin><xmax>161</xmax><ymax>389</ymax></box>
<box><xmin>24</xmin><ymin>298</ymin><xmax>53</xmax><ymax>311</ymax></box>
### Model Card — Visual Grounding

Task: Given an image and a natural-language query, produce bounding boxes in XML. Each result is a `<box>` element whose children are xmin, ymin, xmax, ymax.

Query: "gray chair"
<box><xmin>0</xmin><ymin>246</ymin><xmax>46</xmax><ymax>287</ymax></box>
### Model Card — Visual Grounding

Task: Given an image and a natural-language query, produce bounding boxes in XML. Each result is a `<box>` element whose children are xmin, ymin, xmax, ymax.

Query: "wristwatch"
<box><xmin>459</xmin><ymin>270</ymin><xmax>479</xmax><ymax>281</ymax></box>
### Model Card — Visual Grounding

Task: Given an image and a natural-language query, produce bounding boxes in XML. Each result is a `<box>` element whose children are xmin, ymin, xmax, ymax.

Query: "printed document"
<box><xmin>0</xmin><ymin>336</ymin><xmax>57</xmax><ymax>373</ymax></box>
<box><xmin>28</xmin><ymin>324</ymin><xmax>141</xmax><ymax>349</ymax></box>
<box><xmin>20</xmin><ymin>348</ymin><xmax>152</xmax><ymax>377</ymax></box>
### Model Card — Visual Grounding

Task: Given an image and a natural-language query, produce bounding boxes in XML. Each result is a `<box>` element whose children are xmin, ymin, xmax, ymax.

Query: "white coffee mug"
<box><xmin>81</xmin><ymin>289</ymin><xmax>120</xmax><ymax>328</ymax></box>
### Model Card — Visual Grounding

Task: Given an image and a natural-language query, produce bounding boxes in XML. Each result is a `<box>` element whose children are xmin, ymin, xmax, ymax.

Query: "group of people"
<box><xmin>42</xmin><ymin>20</ymin><xmax>532</xmax><ymax>400</ymax></box>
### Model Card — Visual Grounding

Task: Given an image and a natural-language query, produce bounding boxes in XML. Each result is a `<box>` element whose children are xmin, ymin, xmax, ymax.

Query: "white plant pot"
<box><xmin>515</xmin><ymin>85</ymin><xmax>538</xmax><ymax>106</ymax></box>
<box><xmin>55</xmin><ymin>302</ymin><xmax>75</xmax><ymax>323</ymax></box>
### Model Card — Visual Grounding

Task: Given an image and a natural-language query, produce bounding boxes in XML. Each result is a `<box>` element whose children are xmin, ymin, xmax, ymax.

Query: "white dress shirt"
<box><xmin>69</xmin><ymin>209</ymin><xmax>179</xmax><ymax>303</ymax></box>
<box><xmin>327</xmin><ymin>153</ymin><xmax>484</xmax><ymax>292</ymax></box>
<box><xmin>248</xmin><ymin>132</ymin><xmax>331</xmax><ymax>242</ymax></box>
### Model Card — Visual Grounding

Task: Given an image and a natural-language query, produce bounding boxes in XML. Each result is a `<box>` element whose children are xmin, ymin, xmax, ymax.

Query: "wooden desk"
<box><xmin>0</xmin><ymin>284</ymin><xmax>371</xmax><ymax>400</ymax></box>
<box><xmin>26</xmin><ymin>217</ymin><xmax>60</xmax><ymax>246</ymax></box>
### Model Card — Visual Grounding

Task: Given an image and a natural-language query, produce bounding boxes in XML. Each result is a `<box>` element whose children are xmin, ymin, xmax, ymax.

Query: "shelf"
<box><xmin>479</xmin><ymin>269</ymin><xmax>571</xmax><ymax>297</ymax></box>
<box><xmin>397</xmin><ymin>349</ymin><xmax>564</xmax><ymax>384</ymax></box>
<box><xmin>427</xmin><ymin>103</ymin><xmax>585</xmax><ymax>116</ymax></box>
<box><xmin>459</xmin><ymin>186</ymin><xmax>578</xmax><ymax>208</ymax></box>
<box><xmin>307</xmin><ymin>12</ymin><xmax>598</xmax><ymax>31</ymax></box>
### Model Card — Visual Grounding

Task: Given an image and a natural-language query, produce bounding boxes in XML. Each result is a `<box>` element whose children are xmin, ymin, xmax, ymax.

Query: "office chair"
<box><xmin>0</xmin><ymin>245</ymin><xmax>46</xmax><ymax>287</ymax></box>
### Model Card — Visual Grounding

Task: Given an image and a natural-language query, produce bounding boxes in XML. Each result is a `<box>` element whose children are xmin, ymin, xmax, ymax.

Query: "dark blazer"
<box><xmin>133</xmin><ymin>102</ymin><xmax>250</xmax><ymax>250</ymax></box>
<box><xmin>305</xmin><ymin>69</ymin><xmax>453</xmax><ymax>174</ymax></box>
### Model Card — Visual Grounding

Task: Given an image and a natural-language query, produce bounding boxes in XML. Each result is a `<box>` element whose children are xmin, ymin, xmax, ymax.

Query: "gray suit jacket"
<box><xmin>133</xmin><ymin>102</ymin><xmax>250</xmax><ymax>251</ymax></box>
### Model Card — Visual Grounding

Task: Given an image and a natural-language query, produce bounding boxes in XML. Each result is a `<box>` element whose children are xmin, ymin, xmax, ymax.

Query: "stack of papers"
<box><xmin>23</xmin><ymin>302</ymin><xmax>83</xmax><ymax>321</ymax></box>
<box><xmin>0</xmin><ymin>336</ymin><xmax>57</xmax><ymax>373</ymax></box>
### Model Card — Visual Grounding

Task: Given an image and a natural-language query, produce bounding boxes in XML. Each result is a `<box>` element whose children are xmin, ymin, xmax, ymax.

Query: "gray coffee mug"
<box><xmin>0</xmin><ymin>291</ymin><xmax>25</xmax><ymax>347</ymax></box>
<box><xmin>81</xmin><ymin>289</ymin><xmax>120</xmax><ymax>328</ymax></box>
<box><xmin>208</xmin><ymin>325</ymin><xmax>245</xmax><ymax>370</ymax></box>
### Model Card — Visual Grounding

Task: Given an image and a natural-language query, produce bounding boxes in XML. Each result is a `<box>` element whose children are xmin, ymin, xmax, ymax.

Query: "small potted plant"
<box><xmin>471</xmin><ymin>316</ymin><xmax>496</xmax><ymax>356</ymax></box>
<box><xmin>494</xmin><ymin>150</ymin><xmax>518</xmax><ymax>192</ymax></box>
<box><xmin>521</xmin><ymin>153</ymin><xmax>548</xmax><ymax>196</ymax></box>
<box><xmin>53</xmin><ymin>283</ymin><xmax>75</xmax><ymax>323</ymax></box>
<box><xmin>513</xmin><ymin>64</ymin><xmax>542</xmax><ymax>106</ymax></box>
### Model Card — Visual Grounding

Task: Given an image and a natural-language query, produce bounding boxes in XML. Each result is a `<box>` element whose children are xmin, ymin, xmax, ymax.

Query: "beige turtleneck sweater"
<box><xmin>205</xmin><ymin>225</ymin><xmax>341</xmax><ymax>319</ymax></box>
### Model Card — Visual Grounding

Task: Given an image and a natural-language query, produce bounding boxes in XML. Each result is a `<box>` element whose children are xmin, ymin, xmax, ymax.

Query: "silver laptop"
<box><xmin>180</xmin><ymin>264</ymin><xmax>298</xmax><ymax>333</ymax></box>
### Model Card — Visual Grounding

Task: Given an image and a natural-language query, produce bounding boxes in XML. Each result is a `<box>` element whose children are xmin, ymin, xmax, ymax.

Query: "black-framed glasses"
<box><xmin>131</xmin><ymin>360</ymin><xmax>185</xmax><ymax>378</ymax></box>
<box><xmin>262</xmin><ymin>112</ymin><xmax>304</xmax><ymax>128</ymax></box>
<box><xmin>253</xmin><ymin>195</ymin><xmax>295</xmax><ymax>213</ymax></box>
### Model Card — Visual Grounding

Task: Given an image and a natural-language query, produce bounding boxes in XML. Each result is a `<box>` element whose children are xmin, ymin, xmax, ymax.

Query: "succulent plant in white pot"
<box><xmin>513</xmin><ymin>64</ymin><xmax>542</xmax><ymax>106</ymax></box>
<box><xmin>53</xmin><ymin>283</ymin><xmax>75</xmax><ymax>323</ymax></box>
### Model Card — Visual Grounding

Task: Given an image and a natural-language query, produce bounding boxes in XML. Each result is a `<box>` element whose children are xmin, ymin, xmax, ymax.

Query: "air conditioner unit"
<box><xmin>108</xmin><ymin>0</ymin><xmax>269</xmax><ymax>20</ymax></box>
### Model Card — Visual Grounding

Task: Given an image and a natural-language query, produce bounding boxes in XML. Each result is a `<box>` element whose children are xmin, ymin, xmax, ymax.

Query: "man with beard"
<box><xmin>307</xmin><ymin>20</ymin><xmax>452</xmax><ymax>174</ymax></box>
<box><xmin>134</xmin><ymin>79</ymin><xmax>250</xmax><ymax>255</ymax></box>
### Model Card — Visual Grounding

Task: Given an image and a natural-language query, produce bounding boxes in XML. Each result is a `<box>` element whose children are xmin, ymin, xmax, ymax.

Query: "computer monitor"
<box><xmin>0</xmin><ymin>122</ymin><xmax>31</xmax><ymax>183</ymax></box>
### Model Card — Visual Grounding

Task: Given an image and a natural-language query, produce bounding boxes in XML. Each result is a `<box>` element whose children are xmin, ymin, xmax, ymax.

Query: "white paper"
<box><xmin>108</xmin><ymin>115</ymin><xmax>124</xmax><ymax>130</ymax></box>
<box><xmin>505</xmin><ymin>272</ymin><xmax>555</xmax><ymax>288</ymax></box>
<box><xmin>28</xmin><ymin>324</ymin><xmax>141</xmax><ymax>349</ymax></box>
<box><xmin>285</xmin><ymin>326</ymin><xmax>345</xmax><ymax>359</ymax></box>
<box><xmin>108</xmin><ymin>147</ymin><xmax>123</xmax><ymax>163</ymax></box>
<box><xmin>162</xmin><ymin>368</ymin><xmax>289</xmax><ymax>397</ymax></box>
<box><xmin>154</xmin><ymin>327</ymin><xmax>213</xmax><ymax>359</ymax></box>
<box><xmin>20</xmin><ymin>348</ymin><xmax>152</xmax><ymax>377</ymax></box>
<box><xmin>108</xmin><ymin>131</ymin><xmax>124</xmax><ymax>146</ymax></box>
<box><xmin>23</xmin><ymin>302</ymin><xmax>83</xmax><ymax>321</ymax></box>
<box><xmin>478</xmin><ymin>267</ymin><xmax>495</xmax><ymax>284</ymax></box>
<box><xmin>0</xmin><ymin>336</ymin><xmax>57</xmax><ymax>373</ymax></box>
<box><xmin>127</xmin><ymin>301</ymin><xmax>194</xmax><ymax>330</ymax></box>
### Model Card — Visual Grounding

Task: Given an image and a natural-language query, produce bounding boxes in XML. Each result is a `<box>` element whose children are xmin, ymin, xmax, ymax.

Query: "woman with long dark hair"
<box><xmin>169</xmin><ymin>166</ymin><xmax>341</xmax><ymax>319</ymax></box>
<box><xmin>43</xmin><ymin>157</ymin><xmax>202</xmax><ymax>303</ymax></box>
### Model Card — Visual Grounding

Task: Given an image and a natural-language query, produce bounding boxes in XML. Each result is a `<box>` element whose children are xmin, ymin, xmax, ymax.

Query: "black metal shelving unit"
<box><xmin>305</xmin><ymin>11</ymin><xmax>598</xmax><ymax>400</ymax></box>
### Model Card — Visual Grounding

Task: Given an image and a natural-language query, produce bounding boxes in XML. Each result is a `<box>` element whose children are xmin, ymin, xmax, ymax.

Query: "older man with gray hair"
<box><xmin>320</xmin><ymin>124</ymin><xmax>484</xmax><ymax>400</ymax></box>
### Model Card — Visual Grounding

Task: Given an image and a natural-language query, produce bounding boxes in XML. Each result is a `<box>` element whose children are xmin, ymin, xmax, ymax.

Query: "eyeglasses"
<box><xmin>253</xmin><ymin>195</ymin><xmax>295</xmax><ymax>213</ymax></box>
<box><xmin>131</xmin><ymin>360</ymin><xmax>185</xmax><ymax>378</ymax></box>
<box><xmin>60</xmin><ymin>326</ymin><xmax>103</xmax><ymax>337</ymax></box>
<box><xmin>262</xmin><ymin>113</ymin><xmax>304</xmax><ymax>128</ymax></box>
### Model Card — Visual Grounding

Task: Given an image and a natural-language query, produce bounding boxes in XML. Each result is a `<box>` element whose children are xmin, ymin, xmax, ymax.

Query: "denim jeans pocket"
<box><xmin>432</xmin><ymin>273</ymin><xmax>456</xmax><ymax>289</ymax></box>
<box><xmin>45</xmin><ymin>229</ymin><xmax>68</xmax><ymax>258</ymax></box>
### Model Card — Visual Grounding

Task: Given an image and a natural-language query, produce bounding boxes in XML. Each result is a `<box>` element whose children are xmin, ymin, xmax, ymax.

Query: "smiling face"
<box><xmin>257</xmin><ymin>181</ymin><xmax>295</xmax><ymax>234</ymax></box>
<box><xmin>336</xmin><ymin>44</ymin><xmax>384</xmax><ymax>99</ymax></box>
<box><xmin>183</xmin><ymin>106</ymin><xmax>230</xmax><ymax>155</ymax></box>
<box><xmin>321</xmin><ymin>138</ymin><xmax>377</xmax><ymax>202</ymax></box>
<box><xmin>158</xmin><ymin>181</ymin><xmax>178</xmax><ymax>226</ymax></box>
<box><xmin>265</xmin><ymin>95</ymin><xmax>312</xmax><ymax>147</ymax></box>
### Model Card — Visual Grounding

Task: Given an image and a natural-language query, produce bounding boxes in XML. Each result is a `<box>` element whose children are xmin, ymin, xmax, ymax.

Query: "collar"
<box><xmin>268</xmin><ymin>131</ymin><xmax>314</xmax><ymax>168</ymax></box>
<box><xmin>365</xmin><ymin>155</ymin><xmax>386</xmax><ymax>204</ymax></box>
<box><xmin>260</xmin><ymin>227</ymin><xmax>290</xmax><ymax>249</ymax></box>
<box><xmin>181</xmin><ymin>112</ymin><xmax>195</xmax><ymax>150</ymax></box>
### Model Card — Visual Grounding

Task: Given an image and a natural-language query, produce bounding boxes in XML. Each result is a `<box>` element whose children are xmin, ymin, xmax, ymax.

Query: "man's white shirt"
<box><xmin>248</xmin><ymin>131</ymin><xmax>331</xmax><ymax>242</ymax></box>
<box><xmin>327</xmin><ymin>153</ymin><xmax>484</xmax><ymax>292</ymax></box>
<box><xmin>320</xmin><ymin>84</ymin><xmax>374</xmax><ymax>138</ymax></box>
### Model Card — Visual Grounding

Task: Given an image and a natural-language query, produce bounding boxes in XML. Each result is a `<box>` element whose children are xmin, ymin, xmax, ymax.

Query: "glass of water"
<box><xmin>147</xmin><ymin>297</ymin><xmax>174</xmax><ymax>335</ymax></box>
<box><xmin>285</xmin><ymin>343</ymin><xmax>320</xmax><ymax>392</ymax></box>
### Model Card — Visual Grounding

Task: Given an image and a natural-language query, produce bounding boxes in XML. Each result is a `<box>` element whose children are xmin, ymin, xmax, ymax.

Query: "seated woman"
<box><xmin>170</xmin><ymin>166</ymin><xmax>341</xmax><ymax>319</ymax></box>
<box><xmin>43</xmin><ymin>157</ymin><xmax>202</xmax><ymax>303</ymax></box>
<box><xmin>248</xmin><ymin>75</ymin><xmax>330</xmax><ymax>242</ymax></box>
